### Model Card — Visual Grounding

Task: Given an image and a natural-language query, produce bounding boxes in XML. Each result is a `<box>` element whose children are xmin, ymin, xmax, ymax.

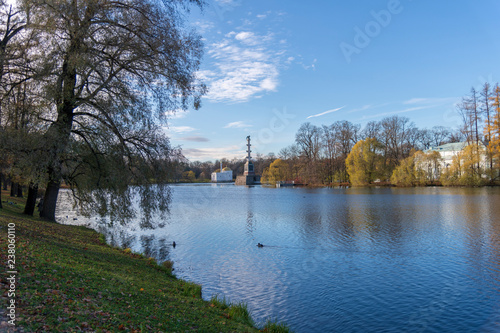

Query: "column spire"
<box><xmin>246</xmin><ymin>135</ymin><xmax>252</xmax><ymax>161</ymax></box>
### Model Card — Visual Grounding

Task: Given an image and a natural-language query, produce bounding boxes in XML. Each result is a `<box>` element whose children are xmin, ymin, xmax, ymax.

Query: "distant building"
<box><xmin>423</xmin><ymin>142</ymin><xmax>468</xmax><ymax>168</ymax></box>
<box><xmin>211</xmin><ymin>161</ymin><xmax>233</xmax><ymax>183</ymax></box>
<box><xmin>235</xmin><ymin>135</ymin><xmax>261</xmax><ymax>185</ymax></box>
<box><xmin>423</xmin><ymin>141</ymin><xmax>487</xmax><ymax>168</ymax></box>
<box><xmin>418</xmin><ymin>141</ymin><xmax>489</xmax><ymax>182</ymax></box>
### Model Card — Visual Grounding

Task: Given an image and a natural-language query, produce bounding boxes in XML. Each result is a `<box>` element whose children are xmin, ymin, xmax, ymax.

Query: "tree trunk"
<box><xmin>16</xmin><ymin>184</ymin><xmax>23</xmax><ymax>198</ymax></box>
<box><xmin>41</xmin><ymin>179</ymin><xmax>60</xmax><ymax>220</ymax></box>
<box><xmin>2</xmin><ymin>174</ymin><xmax>7</xmax><ymax>190</ymax></box>
<box><xmin>0</xmin><ymin>173</ymin><xmax>2</xmax><ymax>209</ymax></box>
<box><xmin>39</xmin><ymin>32</ymin><xmax>80</xmax><ymax>221</ymax></box>
<box><xmin>10</xmin><ymin>182</ymin><xmax>16</xmax><ymax>197</ymax></box>
<box><xmin>23</xmin><ymin>183</ymin><xmax>38</xmax><ymax>216</ymax></box>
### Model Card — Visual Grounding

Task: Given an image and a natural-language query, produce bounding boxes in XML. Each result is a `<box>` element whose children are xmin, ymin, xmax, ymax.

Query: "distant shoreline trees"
<box><xmin>187</xmin><ymin>83</ymin><xmax>500</xmax><ymax>188</ymax></box>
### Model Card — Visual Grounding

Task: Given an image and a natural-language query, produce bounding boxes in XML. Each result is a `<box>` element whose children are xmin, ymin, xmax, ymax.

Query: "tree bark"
<box><xmin>16</xmin><ymin>184</ymin><xmax>23</xmax><ymax>198</ymax></box>
<box><xmin>0</xmin><ymin>173</ymin><xmax>2</xmax><ymax>209</ymax></box>
<box><xmin>41</xmin><ymin>178</ymin><xmax>60</xmax><ymax>220</ymax></box>
<box><xmin>10</xmin><ymin>182</ymin><xmax>16</xmax><ymax>197</ymax></box>
<box><xmin>23</xmin><ymin>183</ymin><xmax>38</xmax><ymax>216</ymax></box>
<box><xmin>40</xmin><ymin>35</ymin><xmax>79</xmax><ymax>221</ymax></box>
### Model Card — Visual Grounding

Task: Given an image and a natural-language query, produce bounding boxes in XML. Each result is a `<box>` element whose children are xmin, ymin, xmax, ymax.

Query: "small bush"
<box><xmin>123</xmin><ymin>248</ymin><xmax>132</xmax><ymax>254</ymax></box>
<box><xmin>161</xmin><ymin>260</ymin><xmax>174</xmax><ymax>274</ymax></box>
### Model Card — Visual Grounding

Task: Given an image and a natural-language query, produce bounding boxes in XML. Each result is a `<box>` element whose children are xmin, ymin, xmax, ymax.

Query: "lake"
<box><xmin>57</xmin><ymin>185</ymin><xmax>500</xmax><ymax>333</ymax></box>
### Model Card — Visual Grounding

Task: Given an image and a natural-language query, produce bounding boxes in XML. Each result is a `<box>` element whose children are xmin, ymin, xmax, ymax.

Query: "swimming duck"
<box><xmin>257</xmin><ymin>243</ymin><xmax>264</xmax><ymax>247</ymax></box>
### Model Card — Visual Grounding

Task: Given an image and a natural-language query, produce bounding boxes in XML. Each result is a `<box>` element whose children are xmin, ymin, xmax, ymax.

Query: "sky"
<box><xmin>164</xmin><ymin>0</ymin><xmax>500</xmax><ymax>162</ymax></box>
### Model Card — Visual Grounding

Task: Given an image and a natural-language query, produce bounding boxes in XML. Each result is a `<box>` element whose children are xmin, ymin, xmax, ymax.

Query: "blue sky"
<box><xmin>165</xmin><ymin>0</ymin><xmax>500</xmax><ymax>162</ymax></box>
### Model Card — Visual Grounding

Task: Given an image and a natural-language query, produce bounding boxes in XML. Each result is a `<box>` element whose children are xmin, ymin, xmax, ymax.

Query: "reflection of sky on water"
<box><xmin>57</xmin><ymin>185</ymin><xmax>500</xmax><ymax>333</ymax></box>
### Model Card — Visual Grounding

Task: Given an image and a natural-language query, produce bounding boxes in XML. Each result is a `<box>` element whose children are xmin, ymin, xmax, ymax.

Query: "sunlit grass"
<box><xmin>0</xmin><ymin>198</ymin><xmax>260</xmax><ymax>332</ymax></box>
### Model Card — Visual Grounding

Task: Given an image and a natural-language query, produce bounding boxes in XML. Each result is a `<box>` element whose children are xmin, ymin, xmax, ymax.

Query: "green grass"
<box><xmin>210</xmin><ymin>295</ymin><xmax>254</xmax><ymax>327</ymax></box>
<box><xmin>228</xmin><ymin>302</ymin><xmax>253</xmax><ymax>327</ymax></box>
<box><xmin>0</xmin><ymin>192</ymin><xmax>262</xmax><ymax>332</ymax></box>
<box><xmin>262</xmin><ymin>319</ymin><xmax>292</xmax><ymax>333</ymax></box>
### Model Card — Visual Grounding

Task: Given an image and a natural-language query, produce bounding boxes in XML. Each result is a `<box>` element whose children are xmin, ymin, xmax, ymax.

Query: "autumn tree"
<box><xmin>458</xmin><ymin>87</ymin><xmax>481</xmax><ymax>147</ymax></box>
<box><xmin>345</xmin><ymin>138</ymin><xmax>384</xmax><ymax>186</ymax></box>
<box><xmin>429</xmin><ymin>126</ymin><xmax>452</xmax><ymax>147</ymax></box>
<box><xmin>21</xmin><ymin>0</ymin><xmax>206</xmax><ymax>222</ymax></box>
<box><xmin>295</xmin><ymin>122</ymin><xmax>322</xmax><ymax>183</ymax></box>
<box><xmin>416</xmin><ymin>150</ymin><xmax>442</xmax><ymax>183</ymax></box>
<box><xmin>489</xmin><ymin>84</ymin><xmax>500</xmax><ymax>177</ymax></box>
<box><xmin>390</xmin><ymin>150</ymin><xmax>440</xmax><ymax>187</ymax></box>
<box><xmin>182</xmin><ymin>170</ymin><xmax>196</xmax><ymax>182</ymax></box>
<box><xmin>440</xmin><ymin>143</ymin><xmax>486</xmax><ymax>186</ymax></box>
<box><xmin>379</xmin><ymin>116</ymin><xmax>417</xmax><ymax>176</ymax></box>
<box><xmin>262</xmin><ymin>158</ymin><xmax>290</xmax><ymax>185</ymax></box>
<box><xmin>360</xmin><ymin>120</ymin><xmax>381</xmax><ymax>142</ymax></box>
<box><xmin>0</xmin><ymin>1</ymin><xmax>28</xmax><ymax>209</ymax></box>
<box><xmin>278</xmin><ymin>144</ymin><xmax>301</xmax><ymax>181</ymax></box>
<box><xmin>481</xmin><ymin>82</ymin><xmax>495</xmax><ymax>175</ymax></box>
<box><xmin>323</xmin><ymin>120</ymin><xmax>359</xmax><ymax>183</ymax></box>
<box><xmin>391</xmin><ymin>152</ymin><xmax>420</xmax><ymax>187</ymax></box>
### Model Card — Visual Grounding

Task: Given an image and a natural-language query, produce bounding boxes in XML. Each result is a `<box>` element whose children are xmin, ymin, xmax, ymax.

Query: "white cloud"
<box><xmin>165</xmin><ymin>109</ymin><xmax>189</xmax><ymax>119</ymax></box>
<box><xmin>224</xmin><ymin>121</ymin><xmax>253</xmax><ymax>128</ymax></box>
<box><xmin>193</xmin><ymin>20</ymin><xmax>215</xmax><ymax>33</ymax></box>
<box><xmin>347</xmin><ymin>105</ymin><xmax>373</xmax><ymax>113</ymax></box>
<box><xmin>167</xmin><ymin>126</ymin><xmax>197</xmax><ymax>134</ymax></box>
<box><xmin>180</xmin><ymin>136</ymin><xmax>210</xmax><ymax>142</ymax></box>
<box><xmin>403</xmin><ymin>97</ymin><xmax>458</xmax><ymax>105</ymax></box>
<box><xmin>201</xmin><ymin>29</ymin><xmax>284</xmax><ymax>103</ymax></box>
<box><xmin>307</xmin><ymin>106</ymin><xmax>345</xmax><ymax>119</ymax></box>
<box><xmin>234</xmin><ymin>31</ymin><xmax>258</xmax><ymax>45</ymax></box>
<box><xmin>215</xmin><ymin>0</ymin><xmax>236</xmax><ymax>5</ymax></box>
<box><xmin>361</xmin><ymin>106</ymin><xmax>431</xmax><ymax>120</ymax></box>
<box><xmin>182</xmin><ymin>146</ymin><xmax>245</xmax><ymax>161</ymax></box>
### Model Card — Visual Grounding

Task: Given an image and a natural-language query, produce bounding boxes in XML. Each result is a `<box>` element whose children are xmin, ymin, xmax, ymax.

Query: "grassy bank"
<box><xmin>0</xmin><ymin>193</ymin><xmax>290</xmax><ymax>332</ymax></box>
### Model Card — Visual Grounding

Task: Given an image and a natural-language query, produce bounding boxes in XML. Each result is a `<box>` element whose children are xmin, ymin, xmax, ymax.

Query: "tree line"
<box><xmin>261</xmin><ymin>116</ymin><xmax>462</xmax><ymax>186</ymax></box>
<box><xmin>0</xmin><ymin>0</ymin><xmax>205</xmax><ymax>226</ymax></box>
<box><xmin>180</xmin><ymin>116</ymin><xmax>458</xmax><ymax>185</ymax></box>
<box><xmin>261</xmin><ymin>83</ymin><xmax>500</xmax><ymax>187</ymax></box>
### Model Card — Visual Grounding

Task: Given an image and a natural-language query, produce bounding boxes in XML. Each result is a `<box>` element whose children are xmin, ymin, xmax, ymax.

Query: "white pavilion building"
<box><xmin>211</xmin><ymin>161</ymin><xmax>233</xmax><ymax>183</ymax></box>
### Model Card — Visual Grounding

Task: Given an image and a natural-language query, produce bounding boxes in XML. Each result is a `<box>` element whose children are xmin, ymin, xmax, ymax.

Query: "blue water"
<box><xmin>57</xmin><ymin>185</ymin><xmax>500</xmax><ymax>332</ymax></box>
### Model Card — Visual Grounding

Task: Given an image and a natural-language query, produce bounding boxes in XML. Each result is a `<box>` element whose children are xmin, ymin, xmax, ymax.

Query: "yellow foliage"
<box><xmin>414</xmin><ymin>150</ymin><xmax>442</xmax><ymax>183</ymax></box>
<box><xmin>262</xmin><ymin>159</ymin><xmax>290</xmax><ymax>185</ymax></box>
<box><xmin>182</xmin><ymin>170</ymin><xmax>196</xmax><ymax>182</ymax></box>
<box><xmin>440</xmin><ymin>143</ymin><xmax>486</xmax><ymax>186</ymax></box>
<box><xmin>489</xmin><ymin>85</ymin><xmax>500</xmax><ymax>172</ymax></box>
<box><xmin>391</xmin><ymin>153</ymin><xmax>418</xmax><ymax>186</ymax></box>
<box><xmin>346</xmin><ymin>138</ymin><xmax>384</xmax><ymax>186</ymax></box>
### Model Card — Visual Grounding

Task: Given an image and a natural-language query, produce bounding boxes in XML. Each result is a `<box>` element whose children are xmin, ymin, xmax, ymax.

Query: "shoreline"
<box><xmin>0</xmin><ymin>194</ymin><xmax>290</xmax><ymax>332</ymax></box>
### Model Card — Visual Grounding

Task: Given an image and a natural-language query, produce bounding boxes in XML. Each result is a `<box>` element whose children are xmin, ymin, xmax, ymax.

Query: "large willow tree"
<box><xmin>20</xmin><ymin>0</ymin><xmax>206</xmax><ymax>223</ymax></box>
